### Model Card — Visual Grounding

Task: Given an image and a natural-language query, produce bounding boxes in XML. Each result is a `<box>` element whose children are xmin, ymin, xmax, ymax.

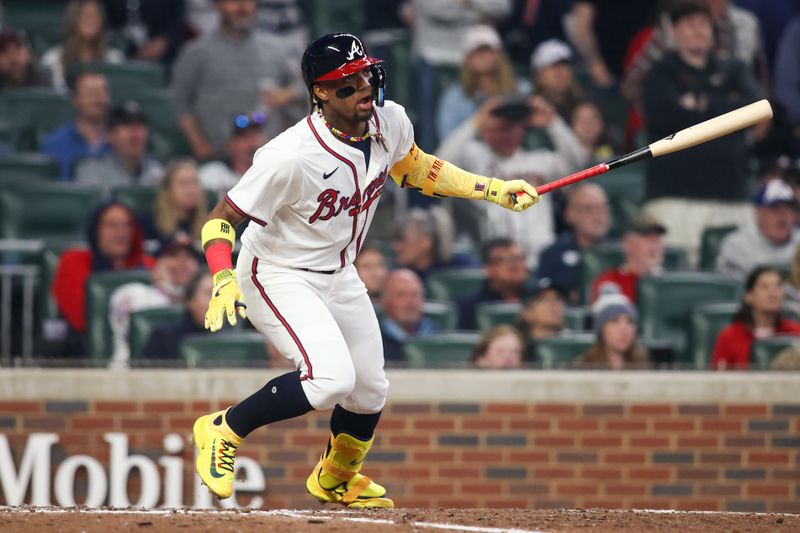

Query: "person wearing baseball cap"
<box><xmin>75</xmin><ymin>100</ymin><xmax>164</xmax><ymax>196</ymax></box>
<box><xmin>436</xmin><ymin>24</ymin><xmax>519</xmax><ymax>142</ymax></box>
<box><xmin>573</xmin><ymin>284</ymin><xmax>650</xmax><ymax>370</ymax></box>
<box><xmin>716</xmin><ymin>179</ymin><xmax>800</xmax><ymax>280</ymax></box>
<box><xmin>199</xmin><ymin>111</ymin><xmax>268</xmax><ymax>196</ymax></box>
<box><xmin>529</xmin><ymin>39</ymin><xmax>585</xmax><ymax>119</ymax></box>
<box><xmin>591</xmin><ymin>212</ymin><xmax>667</xmax><ymax>303</ymax></box>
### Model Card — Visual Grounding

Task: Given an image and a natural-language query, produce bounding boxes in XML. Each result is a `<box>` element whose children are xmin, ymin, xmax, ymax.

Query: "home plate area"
<box><xmin>1</xmin><ymin>507</ymin><xmax>798</xmax><ymax>532</ymax></box>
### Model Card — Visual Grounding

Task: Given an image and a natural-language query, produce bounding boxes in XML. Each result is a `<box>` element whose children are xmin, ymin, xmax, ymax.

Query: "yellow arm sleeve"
<box><xmin>389</xmin><ymin>143</ymin><xmax>492</xmax><ymax>200</ymax></box>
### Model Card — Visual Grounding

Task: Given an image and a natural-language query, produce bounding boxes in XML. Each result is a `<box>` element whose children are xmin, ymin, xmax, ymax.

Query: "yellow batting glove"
<box><xmin>205</xmin><ymin>269</ymin><xmax>247</xmax><ymax>333</ymax></box>
<box><xmin>485</xmin><ymin>178</ymin><xmax>540</xmax><ymax>212</ymax></box>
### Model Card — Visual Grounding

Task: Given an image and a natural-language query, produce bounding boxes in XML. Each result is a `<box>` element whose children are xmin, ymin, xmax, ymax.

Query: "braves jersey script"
<box><xmin>226</xmin><ymin>100</ymin><xmax>414</xmax><ymax>270</ymax></box>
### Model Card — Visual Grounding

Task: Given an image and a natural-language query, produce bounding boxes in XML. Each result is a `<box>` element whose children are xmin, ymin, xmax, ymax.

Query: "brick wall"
<box><xmin>1</xmin><ymin>398</ymin><xmax>799</xmax><ymax>511</ymax></box>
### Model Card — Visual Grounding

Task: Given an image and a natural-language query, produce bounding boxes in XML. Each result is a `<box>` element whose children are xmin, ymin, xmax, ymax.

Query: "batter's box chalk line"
<box><xmin>1</xmin><ymin>507</ymin><xmax>548</xmax><ymax>533</ymax></box>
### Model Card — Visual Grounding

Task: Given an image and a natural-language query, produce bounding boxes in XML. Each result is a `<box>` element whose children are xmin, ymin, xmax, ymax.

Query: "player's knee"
<box><xmin>310</xmin><ymin>368</ymin><xmax>356</xmax><ymax>410</ymax></box>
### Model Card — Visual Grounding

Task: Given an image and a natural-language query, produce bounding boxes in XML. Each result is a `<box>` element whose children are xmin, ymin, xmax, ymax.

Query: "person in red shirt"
<box><xmin>51</xmin><ymin>201</ymin><xmax>154</xmax><ymax>353</ymax></box>
<box><xmin>591</xmin><ymin>212</ymin><xmax>666</xmax><ymax>303</ymax></box>
<box><xmin>711</xmin><ymin>266</ymin><xmax>800</xmax><ymax>369</ymax></box>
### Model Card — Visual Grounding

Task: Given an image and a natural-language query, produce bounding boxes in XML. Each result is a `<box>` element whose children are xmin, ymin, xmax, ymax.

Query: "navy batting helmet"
<box><xmin>301</xmin><ymin>33</ymin><xmax>386</xmax><ymax>106</ymax></box>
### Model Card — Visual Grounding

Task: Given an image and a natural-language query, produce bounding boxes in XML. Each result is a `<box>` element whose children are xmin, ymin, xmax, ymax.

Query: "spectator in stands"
<box><xmin>711</xmin><ymin>266</ymin><xmax>800</xmax><ymax>369</ymax></box>
<box><xmin>0</xmin><ymin>30</ymin><xmax>49</xmax><ymax>91</ymax></box>
<box><xmin>539</xmin><ymin>183</ymin><xmax>611</xmax><ymax>304</ymax></box>
<box><xmin>770</xmin><ymin>344</ymin><xmax>800</xmax><ymax>371</ymax></box>
<box><xmin>109</xmin><ymin>233</ymin><xmax>199</xmax><ymax>366</ymax></box>
<box><xmin>573</xmin><ymin>285</ymin><xmax>650</xmax><ymax>369</ymax></box>
<box><xmin>392</xmin><ymin>207</ymin><xmax>478</xmax><ymax>282</ymax></box>
<box><xmin>623</xmin><ymin>0</ymin><xmax>768</xmax><ymax>111</ymax></box>
<box><xmin>570</xmin><ymin>101</ymin><xmax>616</xmax><ymax>162</ymax></box>
<box><xmin>411</xmin><ymin>1</ymin><xmax>512</xmax><ymax>149</ymax></box>
<box><xmin>172</xmin><ymin>0</ymin><xmax>303</xmax><ymax>159</ymax></box>
<box><xmin>471</xmin><ymin>324</ymin><xmax>525</xmax><ymax>369</ymax></box>
<box><xmin>142</xmin><ymin>159</ymin><xmax>208</xmax><ymax>241</ymax></box>
<box><xmin>775</xmin><ymin>16</ymin><xmax>800</xmax><ymax>132</ymax></box>
<box><xmin>198</xmin><ymin>111</ymin><xmax>267</xmax><ymax>196</ymax></box>
<box><xmin>498</xmin><ymin>0</ymin><xmax>573</xmax><ymax>68</ymax></box>
<box><xmin>140</xmin><ymin>271</ymin><xmax>212</xmax><ymax>360</ymax></box>
<box><xmin>40</xmin><ymin>69</ymin><xmax>111</xmax><ymax>179</ymax></box>
<box><xmin>640</xmin><ymin>1</ymin><xmax>761</xmax><ymax>260</ymax></box>
<box><xmin>716</xmin><ymin>180</ymin><xmax>800</xmax><ymax>280</ymax></box>
<box><xmin>516</xmin><ymin>279</ymin><xmax>567</xmax><ymax>361</ymax></box>
<box><xmin>102</xmin><ymin>0</ymin><xmax>186</xmax><ymax>65</ymax></box>
<box><xmin>457</xmin><ymin>238</ymin><xmax>533</xmax><ymax>330</ymax></box>
<box><xmin>379</xmin><ymin>269</ymin><xmax>437</xmax><ymax>363</ymax></box>
<box><xmin>566</xmin><ymin>0</ymin><xmax>656</xmax><ymax>88</ymax></box>
<box><xmin>437</xmin><ymin>95</ymin><xmax>588</xmax><ymax>269</ymax></box>
<box><xmin>40</xmin><ymin>0</ymin><xmax>124</xmax><ymax>92</ymax></box>
<box><xmin>75</xmin><ymin>101</ymin><xmax>163</xmax><ymax>195</ymax></box>
<box><xmin>51</xmin><ymin>202</ymin><xmax>154</xmax><ymax>352</ymax></box>
<box><xmin>354</xmin><ymin>244</ymin><xmax>389</xmax><ymax>304</ymax></box>
<box><xmin>529</xmin><ymin>39</ymin><xmax>584</xmax><ymax>121</ymax></box>
<box><xmin>435</xmin><ymin>25</ymin><xmax>519</xmax><ymax>142</ymax></box>
<box><xmin>784</xmin><ymin>245</ymin><xmax>800</xmax><ymax>317</ymax></box>
<box><xmin>591</xmin><ymin>213</ymin><xmax>666</xmax><ymax>303</ymax></box>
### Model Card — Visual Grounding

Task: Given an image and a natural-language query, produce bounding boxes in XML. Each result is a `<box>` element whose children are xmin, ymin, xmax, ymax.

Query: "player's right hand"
<box><xmin>205</xmin><ymin>269</ymin><xmax>247</xmax><ymax>332</ymax></box>
<box><xmin>485</xmin><ymin>178</ymin><xmax>540</xmax><ymax>212</ymax></box>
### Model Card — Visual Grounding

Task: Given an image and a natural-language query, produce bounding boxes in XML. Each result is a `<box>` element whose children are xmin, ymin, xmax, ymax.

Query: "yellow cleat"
<box><xmin>193</xmin><ymin>409</ymin><xmax>242</xmax><ymax>499</ymax></box>
<box><xmin>306</xmin><ymin>432</ymin><xmax>394</xmax><ymax>509</ymax></box>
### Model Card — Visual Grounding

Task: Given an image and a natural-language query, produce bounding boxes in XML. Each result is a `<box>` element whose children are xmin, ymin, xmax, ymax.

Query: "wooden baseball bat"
<box><xmin>518</xmin><ymin>99</ymin><xmax>773</xmax><ymax>197</ymax></box>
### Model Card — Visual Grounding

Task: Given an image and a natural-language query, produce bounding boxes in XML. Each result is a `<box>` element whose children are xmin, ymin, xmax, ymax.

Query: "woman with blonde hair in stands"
<box><xmin>471</xmin><ymin>324</ymin><xmax>525</xmax><ymax>369</ymax></box>
<box><xmin>145</xmin><ymin>159</ymin><xmax>208</xmax><ymax>241</ymax></box>
<box><xmin>573</xmin><ymin>284</ymin><xmax>650</xmax><ymax>370</ymax></box>
<box><xmin>436</xmin><ymin>25</ymin><xmax>520</xmax><ymax>142</ymax></box>
<box><xmin>40</xmin><ymin>0</ymin><xmax>124</xmax><ymax>91</ymax></box>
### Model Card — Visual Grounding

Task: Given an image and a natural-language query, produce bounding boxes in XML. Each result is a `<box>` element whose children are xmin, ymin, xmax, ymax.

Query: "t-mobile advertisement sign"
<box><xmin>0</xmin><ymin>433</ymin><xmax>265</xmax><ymax>508</ymax></box>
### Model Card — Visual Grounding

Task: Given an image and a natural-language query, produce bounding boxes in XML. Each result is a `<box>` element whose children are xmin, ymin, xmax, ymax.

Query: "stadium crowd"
<box><xmin>1</xmin><ymin>0</ymin><xmax>800</xmax><ymax>371</ymax></box>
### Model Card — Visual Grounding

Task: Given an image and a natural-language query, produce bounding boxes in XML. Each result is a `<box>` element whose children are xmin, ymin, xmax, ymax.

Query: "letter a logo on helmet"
<box><xmin>301</xmin><ymin>33</ymin><xmax>382</xmax><ymax>85</ymax></box>
<box><xmin>345</xmin><ymin>40</ymin><xmax>364</xmax><ymax>61</ymax></box>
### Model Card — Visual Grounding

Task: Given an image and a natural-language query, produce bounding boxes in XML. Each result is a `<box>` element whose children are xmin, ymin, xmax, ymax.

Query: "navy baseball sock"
<box><xmin>329</xmin><ymin>404</ymin><xmax>382</xmax><ymax>441</ymax></box>
<box><xmin>225</xmin><ymin>370</ymin><xmax>313</xmax><ymax>438</ymax></box>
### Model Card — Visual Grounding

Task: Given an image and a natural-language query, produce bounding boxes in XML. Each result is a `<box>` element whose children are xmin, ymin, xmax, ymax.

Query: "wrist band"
<box><xmin>201</xmin><ymin>218</ymin><xmax>236</xmax><ymax>248</ymax></box>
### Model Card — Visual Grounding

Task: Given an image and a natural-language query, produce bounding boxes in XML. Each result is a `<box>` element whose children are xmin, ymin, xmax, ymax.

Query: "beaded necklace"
<box><xmin>317</xmin><ymin>107</ymin><xmax>370</xmax><ymax>143</ymax></box>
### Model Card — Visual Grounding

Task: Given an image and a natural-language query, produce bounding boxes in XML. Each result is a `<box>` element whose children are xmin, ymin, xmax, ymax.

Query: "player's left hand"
<box><xmin>485</xmin><ymin>178</ymin><xmax>540</xmax><ymax>212</ymax></box>
<box><xmin>205</xmin><ymin>269</ymin><xmax>247</xmax><ymax>332</ymax></box>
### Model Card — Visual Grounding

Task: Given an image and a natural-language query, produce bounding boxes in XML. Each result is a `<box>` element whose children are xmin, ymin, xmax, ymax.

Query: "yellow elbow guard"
<box><xmin>390</xmin><ymin>143</ymin><xmax>491</xmax><ymax>200</ymax></box>
<box><xmin>201</xmin><ymin>218</ymin><xmax>236</xmax><ymax>248</ymax></box>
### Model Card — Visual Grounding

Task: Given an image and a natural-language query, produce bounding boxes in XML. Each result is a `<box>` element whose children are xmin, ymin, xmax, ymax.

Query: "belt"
<box><xmin>297</xmin><ymin>267</ymin><xmax>338</xmax><ymax>275</ymax></box>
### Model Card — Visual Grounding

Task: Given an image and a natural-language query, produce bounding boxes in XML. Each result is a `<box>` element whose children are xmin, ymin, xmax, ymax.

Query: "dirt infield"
<box><xmin>1</xmin><ymin>507</ymin><xmax>798</xmax><ymax>533</ymax></box>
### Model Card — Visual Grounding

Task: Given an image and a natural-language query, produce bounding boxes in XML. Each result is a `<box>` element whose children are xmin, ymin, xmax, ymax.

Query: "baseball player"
<box><xmin>192</xmin><ymin>32</ymin><xmax>540</xmax><ymax>508</ymax></box>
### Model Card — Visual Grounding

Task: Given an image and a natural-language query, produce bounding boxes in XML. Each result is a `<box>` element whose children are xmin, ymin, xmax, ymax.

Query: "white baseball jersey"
<box><xmin>226</xmin><ymin>100</ymin><xmax>414</xmax><ymax>270</ymax></box>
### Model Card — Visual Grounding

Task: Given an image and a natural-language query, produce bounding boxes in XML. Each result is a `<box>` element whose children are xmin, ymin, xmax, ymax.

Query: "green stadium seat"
<box><xmin>426</xmin><ymin>268</ymin><xmax>486</xmax><ymax>301</ymax></box>
<box><xmin>0</xmin><ymin>153</ymin><xmax>60</xmax><ymax>181</ymax></box>
<box><xmin>127</xmin><ymin>89</ymin><xmax>191</xmax><ymax>159</ymax></box>
<box><xmin>113</xmin><ymin>187</ymin><xmax>157</xmax><ymax>218</ymax></box>
<box><xmin>180</xmin><ymin>332</ymin><xmax>269</xmax><ymax>368</ymax></box>
<box><xmin>699</xmin><ymin>225</ymin><xmax>737</xmax><ymax>270</ymax></box>
<box><xmin>4</xmin><ymin>1</ymin><xmax>67</xmax><ymax>53</ymax></box>
<box><xmin>594</xmin><ymin>165</ymin><xmax>646</xmax><ymax>203</ymax></box>
<box><xmin>90</xmin><ymin>61</ymin><xmax>165</xmax><ymax>102</ymax></box>
<box><xmin>86</xmin><ymin>270</ymin><xmax>152</xmax><ymax>360</ymax></box>
<box><xmin>0</xmin><ymin>89</ymin><xmax>73</xmax><ymax>150</ymax></box>
<box><xmin>421</xmin><ymin>300</ymin><xmax>458</xmax><ymax>330</ymax></box>
<box><xmin>638</xmin><ymin>273</ymin><xmax>741</xmax><ymax>365</ymax></box>
<box><xmin>752</xmin><ymin>336</ymin><xmax>800</xmax><ymax>370</ymax></box>
<box><xmin>403</xmin><ymin>332</ymin><xmax>482</xmax><ymax>368</ymax></box>
<box><xmin>564</xmin><ymin>306</ymin><xmax>590</xmax><ymax>331</ymax></box>
<box><xmin>128</xmin><ymin>305</ymin><xmax>184</xmax><ymax>359</ymax></box>
<box><xmin>373</xmin><ymin>300</ymin><xmax>458</xmax><ymax>330</ymax></box>
<box><xmin>579</xmin><ymin>242</ymin><xmax>688</xmax><ymax>303</ymax></box>
<box><xmin>536</xmin><ymin>333</ymin><xmax>596</xmax><ymax>369</ymax></box>
<box><xmin>0</xmin><ymin>182</ymin><xmax>102</xmax><ymax>240</ymax></box>
<box><xmin>476</xmin><ymin>302</ymin><xmax>522</xmax><ymax>332</ymax></box>
<box><xmin>689</xmin><ymin>302</ymin><xmax>738</xmax><ymax>369</ymax></box>
<box><xmin>310</xmin><ymin>0</ymin><xmax>365</xmax><ymax>36</ymax></box>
